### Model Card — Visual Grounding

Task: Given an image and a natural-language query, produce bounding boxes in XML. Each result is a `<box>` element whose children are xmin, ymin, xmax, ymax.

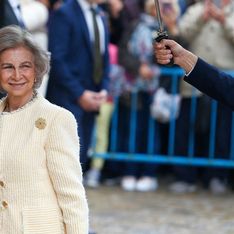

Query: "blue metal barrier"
<box><xmin>93</xmin><ymin>67</ymin><xmax>234</xmax><ymax>168</ymax></box>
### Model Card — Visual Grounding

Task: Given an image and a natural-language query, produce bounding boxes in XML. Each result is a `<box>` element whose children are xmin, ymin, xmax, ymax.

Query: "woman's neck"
<box><xmin>5</xmin><ymin>92</ymin><xmax>35</xmax><ymax>112</ymax></box>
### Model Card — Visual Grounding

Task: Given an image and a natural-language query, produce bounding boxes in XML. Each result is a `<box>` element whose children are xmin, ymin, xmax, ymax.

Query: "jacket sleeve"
<box><xmin>45</xmin><ymin>109</ymin><xmax>89</xmax><ymax>234</ymax></box>
<box><xmin>48</xmin><ymin>9</ymin><xmax>85</xmax><ymax>100</ymax></box>
<box><xmin>184</xmin><ymin>58</ymin><xmax>234</xmax><ymax>111</ymax></box>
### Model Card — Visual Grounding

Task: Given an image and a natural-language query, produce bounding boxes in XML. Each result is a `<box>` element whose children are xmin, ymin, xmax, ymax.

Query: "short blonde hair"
<box><xmin>0</xmin><ymin>25</ymin><xmax>50</xmax><ymax>89</ymax></box>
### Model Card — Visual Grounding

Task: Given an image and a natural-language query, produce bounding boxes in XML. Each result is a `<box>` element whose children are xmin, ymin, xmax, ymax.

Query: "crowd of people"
<box><xmin>85</xmin><ymin>0</ymin><xmax>234</xmax><ymax>196</ymax></box>
<box><xmin>1</xmin><ymin>0</ymin><xmax>234</xmax><ymax>213</ymax></box>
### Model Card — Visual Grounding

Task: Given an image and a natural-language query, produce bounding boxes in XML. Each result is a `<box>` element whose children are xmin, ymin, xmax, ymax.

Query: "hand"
<box><xmin>203</xmin><ymin>0</ymin><xmax>225</xmax><ymax>24</ymax></box>
<box><xmin>78</xmin><ymin>90</ymin><xmax>105</xmax><ymax>112</ymax></box>
<box><xmin>154</xmin><ymin>39</ymin><xmax>198</xmax><ymax>73</ymax></box>
<box><xmin>154</xmin><ymin>39</ymin><xmax>179</xmax><ymax>65</ymax></box>
<box><xmin>203</xmin><ymin>0</ymin><xmax>212</xmax><ymax>22</ymax></box>
<box><xmin>209</xmin><ymin>3</ymin><xmax>225</xmax><ymax>24</ymax></box>
<box><xmin>97</xmin><ymin>89</ymin><xmax>108</xmax><ymax>103</ymax></box>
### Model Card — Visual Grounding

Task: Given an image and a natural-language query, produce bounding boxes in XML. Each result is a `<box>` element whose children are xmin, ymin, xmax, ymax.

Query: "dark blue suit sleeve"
<box><xmin>184</xmin><ymin>58</ymin><xmax>234</xmax><ymax>111</ymax></box>
<box><xmin>48</xmin><ymin>10</ymin><xmax>85</xmax><ymax>100</ymax></box>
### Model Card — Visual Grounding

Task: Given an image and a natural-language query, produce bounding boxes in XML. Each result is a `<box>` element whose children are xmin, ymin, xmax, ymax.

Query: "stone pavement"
<box><xmin>87</xmin><ymin>179</ymin><xmax>234</xmax><ymax>234</ymax></box>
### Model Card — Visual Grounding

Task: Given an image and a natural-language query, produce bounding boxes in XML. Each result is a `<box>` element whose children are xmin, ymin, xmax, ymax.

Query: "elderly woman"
<box><xmin>0</xmin><ymin>25</ymin><xmax>88</xmax><ymax>233</ymax></box>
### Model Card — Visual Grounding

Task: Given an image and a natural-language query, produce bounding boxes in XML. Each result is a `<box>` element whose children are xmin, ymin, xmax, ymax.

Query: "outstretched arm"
<box><xmin>154</xmin><ymin>39</ymin><xmax>198</xmax><ymax>73</ymax></box>
<box><xmin>154</xmin><ymin>39</ymin><xmax>234</xmax><ymax>111</ymax></box>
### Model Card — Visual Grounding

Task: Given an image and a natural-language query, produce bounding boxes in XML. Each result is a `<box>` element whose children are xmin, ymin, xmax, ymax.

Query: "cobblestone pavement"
<box><xmin>87</xmin><ymin>179</ymin><xmax>234</xmax><ymax>234</ymax></box>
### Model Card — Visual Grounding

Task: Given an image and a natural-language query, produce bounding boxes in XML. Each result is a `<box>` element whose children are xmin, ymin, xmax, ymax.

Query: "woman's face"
<box><xmin>0</xmin><ymin>46</ymin><xmax>36</xmax><ymax>100</ymax></box>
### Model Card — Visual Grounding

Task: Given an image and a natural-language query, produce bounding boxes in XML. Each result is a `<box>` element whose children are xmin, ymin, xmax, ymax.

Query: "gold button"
<box><xmin>0</xmin><ymin>181</ymin><xmax>5</xmax><ymax>188</ymax></box>
<box><xmin>2</xmin><ymin>201</ymin><xmax>8</xmax><ymax>209</ymax></box>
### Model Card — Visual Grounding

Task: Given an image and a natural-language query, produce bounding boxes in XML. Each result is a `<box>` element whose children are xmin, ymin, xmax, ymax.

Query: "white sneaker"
<box><xmin>85</xmin><ymin>169</ymin><xmax>101</xmax><ymax>188</ymax></box>
<box><xmin>209</xmin><ymin>178</ymin><xmax>227</xmax><ymax>195</ymax></box>
<box><xmin>136</xmin><ymin>177</ymin><xmax>158</xmax><ymax>192</ymax></box>
<box><xmin>169</xmin><ymin>181</ymin><xmax>197</xmax><ymax>194</ymax></box>
<box><xmin>121</xmin><ymin>176</ymin><xmax>137</xmax><ymax>191</ymax></box>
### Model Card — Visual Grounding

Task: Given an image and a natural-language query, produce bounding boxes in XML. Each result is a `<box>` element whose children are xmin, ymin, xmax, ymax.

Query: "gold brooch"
<box><xmin>35</xmin><ymin>118</ymin><xmax>46</xmax><ymax>130</ymax></box>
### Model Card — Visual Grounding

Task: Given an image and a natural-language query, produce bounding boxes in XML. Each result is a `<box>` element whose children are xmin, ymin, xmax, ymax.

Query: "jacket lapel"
<box><xmin>4</xmin><ymin>0</ymin><xmax>20</xmax><ymax>26</ymax></box>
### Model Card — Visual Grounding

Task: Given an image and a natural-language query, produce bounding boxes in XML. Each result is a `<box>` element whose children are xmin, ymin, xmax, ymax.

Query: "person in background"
<box><xmin>167</xmin><ymin>0</ymin><xmax>234</xmax><ymax>195</ymax></box>
<box><xmin>178</xmin><ymin>0</ymin><xmax>197</xmax><ymax>15</ymax></box>
<box><xmin>0</xmin><ymin>25</ymin><xmax>88</xmax><ymax>234</ymax></box>
<box><xmin>155</xmin><ymin>39</ymin><xmax>234</xmax><ymax>193</ymax></box>
<box><xmin>46</xmin><ymin>0</ymin><xmax>110</xmax><ymax>174</ymax></box>
<box><xmin>121</xmin><ymin>0</ymin><xmax>141</xmax><ymax>28</ymax></box>
<box><xmin>20</xmin><ymin>0</ymin><xmax>50</xmax><ymax>96</ymax></box>
<box><xmin>117</xmin><ymin>0</ymin><xmax>162</xmax><ymax>192</ymax></box>
<box><xmin>153</xmin><ymin>0</ymin><xmax>187</xmax><ymax>162</ymax></box>
<box><xmin>85</xmin><ymin>0</ymin><xmax>124</xmax><ymax>188</ymax></box>
<box><xmin>85</xmin><ymin>42</ymin><xmax>126</xmax><ymax>188</ymax></box>
<box><xmin>99</xmin><ymin>0</ymin><xmax>124</xmax><ymax>45</ymax></box>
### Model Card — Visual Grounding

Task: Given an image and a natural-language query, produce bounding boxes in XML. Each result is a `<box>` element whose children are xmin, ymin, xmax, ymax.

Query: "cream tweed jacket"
<box><xmin>0</xmin><ymin>93</ymin><xmax>89</xmax><ymax>234</ymax></box>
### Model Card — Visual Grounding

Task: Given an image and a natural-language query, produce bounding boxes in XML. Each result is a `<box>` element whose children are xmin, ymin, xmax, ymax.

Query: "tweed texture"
<box><xmin>0</xmin><ymin>94</ymin><xmax>89</xmax><ymax>234</ymax></box>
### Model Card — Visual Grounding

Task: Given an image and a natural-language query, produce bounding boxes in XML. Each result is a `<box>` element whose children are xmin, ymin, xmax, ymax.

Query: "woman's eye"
<box><xmin>2</xmin><ymin>65</ymin><xmax>13</xmax><ymax>70</ymax></box>
<box><xmin>20</xmin><ymin>64</ymin><xmax>31</xmax><ymax>69</ymax></box>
